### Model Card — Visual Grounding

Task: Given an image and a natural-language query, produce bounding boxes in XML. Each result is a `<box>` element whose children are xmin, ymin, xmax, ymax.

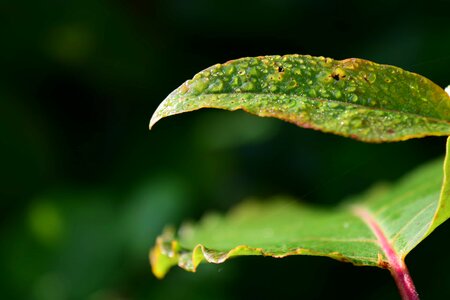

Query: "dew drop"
<box><xmin>367</xmin><ymin>98</ymin><xmax>377</xmax><ymax>106</ymax></box>
<box><xmin>287</xmin><ymin>79</ymin><xmax>298</xmax><ymax>89</ymax></box>
<box><xmin>190</xmin><ymin>78</ymin><xmax>208</xmax><ymax>93</ymax></box>
<box><xmin>230</xmin><ymin>76</ymin><xmax>240</xmax><ymax>88</ymax></box>
<box><xmin>240</xmin><ymin>82</ymin><xmax>255</xmax><ymax>92</ymax></box>
<box><xmin>193</xmin><ymin>73</ymin><xmax>203</xmax><ymax>80</ymax></box>
<box><xmin>308</xmin><ymin>89</ymin><xmax>317</xmax><ymax>97</ymax></box>
<box><xmin>179</xmin><ymin>83</ymin><xmax>190</xmax><ymax>94</ymax></box>
<box><xmin>348</xmin><ymin>83</ymin><xmax>358</xmax><ymax>92</ymax></box>
<box><xmin>247</xmin><ymin>67</ymin><xmax>258</xmax><ymax>76</ymax></box>
<box><xmin>329</xmin><ymin>102</ymin><xmax>340</xmax><ymax>108</ymax></box>
<box><xmin>292</xmin><ymin>67</ymin><xmax>302</xmax><ymax>75</ymax></box>
<box><xmin>367</xmin><ymin>73</ymin><xmax>376</xmax><ymax>84</ymax></box>
<box><xmin>223</xmin><ymin>64</ymin><xmax>235</xmax><ymax>76</ymax></box>
<box><xmin>319</xmin><ymin>88</ymin><xmax>329</xmax><ymax>97</ymax></box>
<box><xmin>334</xmin><ymin>90</ymin><xmax>342</xmax><ymax>99</ymax></box>
<box><xmin>298</xmin><ymin>102</ymin><xmax>307</xmax><ymax>110</ymax></box>
<box><xmin>208</xmin><ymin>80</ymin><xmax>224</xmax><ymax>93</ymax></box>
<box><xmin>350</xmin><ymin>94</ymin><xmax>359</xmax><ymax>102</ymax></box>
<box><xmin>286</xmin><ymin>99</ymin><xmax>297</xmax><ymax>108</ymax></box>
<box><xmin>351</xmin><ymin>118</ymin><xmax>363</xmax><ymax>128</ymax></box>
<box><xmin>269</xmin><ymin>84</ymin><xmax>277</xmax><ymax>92</ymax></box>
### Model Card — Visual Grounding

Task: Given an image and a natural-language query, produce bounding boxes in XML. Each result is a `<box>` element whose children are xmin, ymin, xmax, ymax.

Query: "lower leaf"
<box><xmin>150</xmin><ymin>139</ymin><xmax>450</xmax><ymax>283</ymax></box>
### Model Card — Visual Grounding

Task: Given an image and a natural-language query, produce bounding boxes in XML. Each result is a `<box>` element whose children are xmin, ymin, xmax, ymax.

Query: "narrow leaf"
<box><xmin>150</xmin><ymin>138</ymin><xmax>450</xmax><ymax>279</ymax></box>
<box><xmin>150</xmin><ymin>55</ymin><xmax>450</xmax><ymax>142</ymax></box>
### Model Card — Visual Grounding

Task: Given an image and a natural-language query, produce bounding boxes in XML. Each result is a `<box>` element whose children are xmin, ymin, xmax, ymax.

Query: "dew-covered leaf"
<box><xmin>150</xmin><ymin>55</ymin><xmax>450</xmax><ymax>142</ymax></box>
<box><xmin>150</xmin><ymin>138</ymin><xmax>450</xmax><ymax>278</ymax></box>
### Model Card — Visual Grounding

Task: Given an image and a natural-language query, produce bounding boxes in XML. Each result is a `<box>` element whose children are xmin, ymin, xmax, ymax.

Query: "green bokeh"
<box><xmin>1</xmin><ymin>0</ymin><xmax>450</xmax><ymax>299</ymax></box>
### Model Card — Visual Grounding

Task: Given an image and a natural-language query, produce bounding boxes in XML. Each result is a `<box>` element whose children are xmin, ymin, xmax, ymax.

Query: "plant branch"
<box><xmin>353</xmin><ymin>207</ymin><xmax>419</xmax><ymax>300</ymax></box>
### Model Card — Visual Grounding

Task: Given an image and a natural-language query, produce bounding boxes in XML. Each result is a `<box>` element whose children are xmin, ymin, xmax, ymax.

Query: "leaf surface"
<box><xmin>150</xmin><ymin>55</ymin><xmax>450</xmax><ymax>142</ymax></box>
<box><xmin>150</xmin><ymin>138</ymin><xmax>450</xmax><ymax>278</ymax></box>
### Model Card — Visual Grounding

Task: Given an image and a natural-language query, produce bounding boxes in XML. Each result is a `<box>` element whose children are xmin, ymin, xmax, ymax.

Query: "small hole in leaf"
<box><xmin>278</xmin><ymin>66</ymin><xmax>284</xmax><ymax>72</ymax></box>
<box><xmin>331</xmin><ymin>73</ymin><xmax>340</xmax><ymax>80</ymax></box>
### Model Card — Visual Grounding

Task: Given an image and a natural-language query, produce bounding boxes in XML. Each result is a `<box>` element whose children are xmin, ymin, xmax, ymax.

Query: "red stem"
<box><xmin>354</xmin><ymin>207</ymin><xmax>419</xmax><ymax>300</ymax></box>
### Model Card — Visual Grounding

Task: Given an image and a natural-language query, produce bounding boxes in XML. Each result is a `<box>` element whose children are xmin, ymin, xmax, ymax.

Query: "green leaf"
<box><xmin>150</xmin><ymin>138</ymin><xmax>450</xmax><ymax>279</ymax></box>
<box><xmin>150</xmin><ymin>55</ymin><xmax>450</xmax><ymax>142</ymax></box>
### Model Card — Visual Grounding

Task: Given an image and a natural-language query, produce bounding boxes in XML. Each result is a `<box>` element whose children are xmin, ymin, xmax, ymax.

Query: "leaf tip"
<box><xmin>149</xmin><ymin>112</ymin><xmax>161</xmax><ymax>130</ymax></box>
<box><xmin>149</xmin><ymin>96</ymin><xmax>171</xmax><ymax>130</ymax></box>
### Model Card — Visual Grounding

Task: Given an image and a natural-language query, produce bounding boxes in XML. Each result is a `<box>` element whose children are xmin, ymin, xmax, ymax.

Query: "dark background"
<box><xmin>1</xmin><ymin>0</ymin><xmax>450</xmax><ymax>299</ymax></box>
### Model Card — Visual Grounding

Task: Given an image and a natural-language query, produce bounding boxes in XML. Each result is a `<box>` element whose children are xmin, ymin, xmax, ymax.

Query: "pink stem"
<box><xmin>354</xmin><ymin>207</ymin><xmax>419</xmax><ymax>300</ymax></box>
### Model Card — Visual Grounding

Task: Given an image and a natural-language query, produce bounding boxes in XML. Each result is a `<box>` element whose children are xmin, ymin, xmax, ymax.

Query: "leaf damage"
<box><xmin>150</xmin><ymin>55</ymin><xmax>450</xmax><ymax>142</ymax></box>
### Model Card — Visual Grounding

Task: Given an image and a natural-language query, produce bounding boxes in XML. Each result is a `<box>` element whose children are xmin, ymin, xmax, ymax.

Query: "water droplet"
<box><xmin>248</xmin><ymin>57</ymin><xmax>258</xmax><ymax>66</ymax></box>
<box><xmin>230</xmin><ymin>76</ymin><xmax>240</xmax><ymax>88</ymax></box>
<box><xmin>333</xmin><ymin>90</ymin><xmax>342</xmax><ymax>99</ymax></box>
<box><xmin>351</xmin><ymin>118</ymin><xmax>363</xmax><ymax>128</ymax></box>
<box><xmin>367</xmin><ymin>73</ymin><xmax>376</xmax><ymax>84</ymax></box>
<box><xmin>240</xmin><ymin>82</ymin><xmax>255</xmax><ymax>92</ymax></box>
<box><xmin>208</xmin><ymin>80</ymin><xmax>224</xmax><ymax>93</ymax></box>
<box><xmin>329</xmin><ymin>102</ymin><xmax>340</xmax><ymax>108</ymax></box>
<box><xmin>350</xmin><ymin>94</ymin><xmax>359</xmax><ymax>102</ymax></box>
<box><xmin>292</xmin><ymin>67</ymin><xmax>302</xmax><ymax>75</ymax></box>
<box><xmin>319</xmin><ymin>88</ymin><xmax>329</xmax><ymax>97</ymax></box>
<box><xmin>247</xmin><ymin>67</ymin><xmax>258</xmax><ymax>76</ymax></box>
<box><xmin>317</xmin><ymin>70</ymin><xmax>329</xmax><ymax>80</ymax></box>
<box><xmin>240</xmin><ymin>62</ymin><xmax>249</xmax><ymax>69</ymax></box>
<box><xmin>297</xmin><ymin>102</ymin><xmax>307</xmax><ymax>110</ymax></box>
<box><xmin>308</xmin><ymin>89</ymin><xmax>317</xmax><ymax>97</ymax></box>
<box><xmin>223</xmin><ymin>64</ymin><xmax>235</xmax><ymax>75</ymax></box>
<box><xmin>269</xmin><ymin>84</ymin><xmax>277</xmax><ymax>92</ymax></box>
<box><xmin>367</xmin><ymin>98</ymin><xmax>377</xmax><ymax>106</ymax></box>
<box><xmin>179</xmin><ymin>83</ymin><xmax>189</xmax><ymax>94</ymax></box>
<box><xmin>193</xmin><ymin>73</ymin><xmax>203</xmax><ymax>80</ymax></box>
<box><xmin>190</xmin><ymin>78</ymin><xmax>208</xmax><ymax>93</ymax></box>
<box><xmin>346</xmin><ymin>85</ymin><xmax>356</xmax><ymax>92</ymax></box>
<box><xmin>285</xmin><ymin>99</ymin><xmax>297</xmax><ymax>108</ymax></box>
<box><xmin>287</xmin><ymin>79</ymin><xmax>297</xmax><ymax>89</ymax></box>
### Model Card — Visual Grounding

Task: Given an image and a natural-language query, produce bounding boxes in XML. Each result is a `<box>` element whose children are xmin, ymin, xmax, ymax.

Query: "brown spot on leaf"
<box><xmin>377</xmin><ymin>253</ymin><xmax>390</xmax><ymax>269</ymax></box>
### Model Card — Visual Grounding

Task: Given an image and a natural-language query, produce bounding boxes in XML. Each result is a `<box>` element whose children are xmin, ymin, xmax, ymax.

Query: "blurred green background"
<box><xmin>1</xmin><ymin>0</ymin><xmax>450</xmax><ymax>299</ymax></box>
